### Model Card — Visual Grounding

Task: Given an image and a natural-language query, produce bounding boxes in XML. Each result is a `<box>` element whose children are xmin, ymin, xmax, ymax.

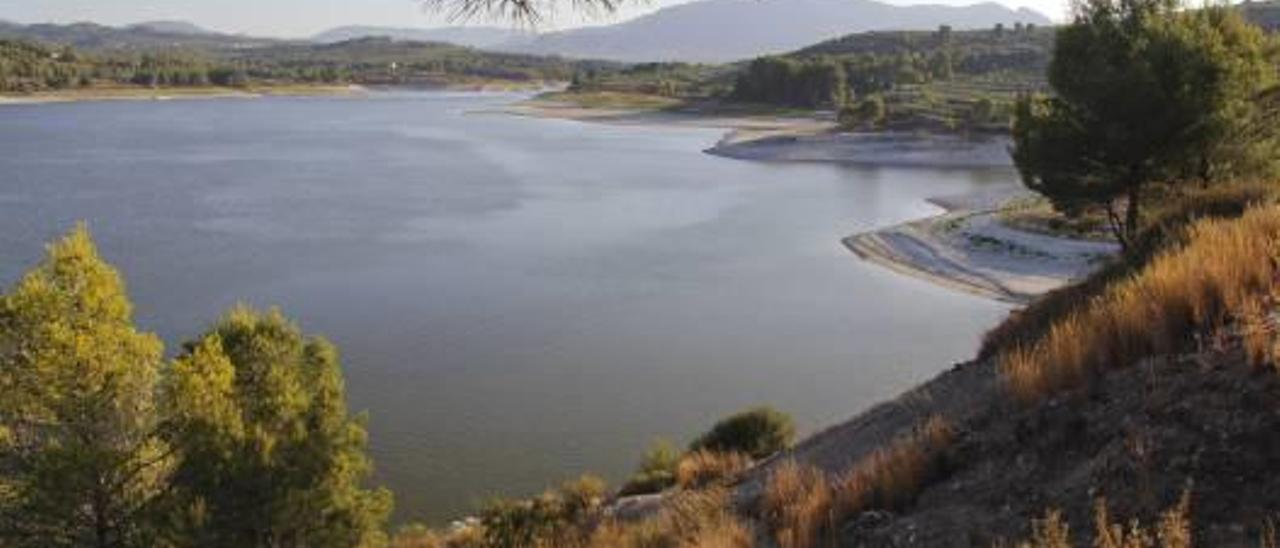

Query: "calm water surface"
<box><xmin>0</xmin><ymin>91</ymin><xmax>1010</xmax><ymax>523</ymax></box>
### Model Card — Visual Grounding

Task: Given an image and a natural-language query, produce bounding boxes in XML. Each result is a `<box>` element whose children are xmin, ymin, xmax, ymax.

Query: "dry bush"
<box><xmin>834</xmin><ymin>416</ymin><xmax>956</xmax><ymax>518</ymax></box>
<box><xmin>761</xmin><ymin>460</ymin><xmax>834</xmax><ymax>548</ymax></box>
<box><xmin>676</xmin><ymin>450</ymin><xmax>753</xmax><ymax>490</ymax></box>
<box><xmin>1000</xmin><ymin>206</ymin><xmax>1280</xmax><ymax>402</ymax></box>
<box><xmin>589</xmin><ymin>487</ymin><xmax>752</xmax><ymax>548</ymax></box>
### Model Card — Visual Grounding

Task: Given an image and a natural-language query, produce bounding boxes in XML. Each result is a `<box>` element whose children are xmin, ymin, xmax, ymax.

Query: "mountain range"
<box><xmin>503</xmin><ymin>0</ymin><xmax>1051</xmax><ymax>62</ymax></box>
<box><xmin>2</xmin><ymin>0</ymin><xmax>1051</xmax><ymax>63</ymax></box>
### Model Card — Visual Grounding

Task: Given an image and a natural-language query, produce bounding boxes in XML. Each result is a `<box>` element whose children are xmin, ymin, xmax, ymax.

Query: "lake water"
<box><xmin>0</xmin><ymin>91</ymin><xmax>1010</xmax><ymax>524</ymax></box>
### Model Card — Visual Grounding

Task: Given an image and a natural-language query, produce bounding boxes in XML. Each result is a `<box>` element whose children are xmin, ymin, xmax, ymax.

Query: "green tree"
<box><xmin>1011</xmin><ymin>0</ymin><xmax>1279</xmax><ymax>249</ymax></box>
<box><xmin>839</xmin><ymin>95</ymin><xmax>886</xmax><ymax>129</ymax></box>
<box><xmin>161</xmin><ymin>306</ymin><xmax>391</xmax><ymax>547</ymax></box>
<box><xmin>0</xmin><ymin>225</ymin><xmax>168</xmax><ymax>547</ymax></box>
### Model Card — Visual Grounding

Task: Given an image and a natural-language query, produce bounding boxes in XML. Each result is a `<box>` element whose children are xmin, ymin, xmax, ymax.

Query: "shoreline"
<box><xmin>500</xmin><ymin>96</ymin><xmax>1116</xmax><ymax>304</ymax></box>
<box><xmin>0</xmin><ymin>84</ymin><xmax>370</xmax><ymax>106</ymax></box>
<box><xmin>844</xmin><ymin>185</ymin><xmax>1118</xmax><ymax>304</ymax></box>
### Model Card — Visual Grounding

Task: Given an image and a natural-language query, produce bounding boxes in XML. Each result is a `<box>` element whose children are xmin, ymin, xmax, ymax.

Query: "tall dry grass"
<box><xmin>588</xmin><ymin>487</ymin><xmax>753</xmax><ymax>548</ymax></box>
<box><xmin>761</xmin><ymin>460</ymin><xmax>834</xmax><ymax>548</ymax></box>
<box><xmin>676</xmin><ymin>450</ymin><xmax>753</xmax><ymax>490</ymax></box>
<box><xmin>756</xmin><ymin>416</ymin><xmax>955</xmax><ymax>548</ymax></box>
<box><xmin>1013</xmin><ymin>492</ymin><xmax>1193</xmax><ymax>548</ymax></box>
<box><xmin>1000</xmin><ymin>206</ymin><xmax>1280</xmax><ymax>402</ymax></box>
<box><xmin>834</xmin><ymin>416</ymin><xmax>955</xmax><ymax>517</ymax></box>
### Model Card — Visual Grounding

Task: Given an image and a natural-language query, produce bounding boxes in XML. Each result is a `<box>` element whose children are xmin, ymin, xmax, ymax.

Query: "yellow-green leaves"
<box><xmin>0</xmin><ymin>225</ymin><xmax>167</xmax><ymax>547</ymax></box>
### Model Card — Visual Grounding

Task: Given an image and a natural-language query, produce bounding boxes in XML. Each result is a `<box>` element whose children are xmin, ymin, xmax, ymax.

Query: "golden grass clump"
<box><xmin>761</xmin><ymin>459</ymin><xmax>834</xmax><ymax>548</ymax></box>
<box><xmin>834</xmin><ymin>416</ymin><xmax>955</xmax><ymax>518</ymax></box>
<box><xmin>676</xmin><ymin>450</ymin><xmax>753</xmax><ymax>490</ymax></box>
<box><xmin>1000</xmin><ymin>206</ymin><xmax>1280</xmax><ymax>402</ymax></box>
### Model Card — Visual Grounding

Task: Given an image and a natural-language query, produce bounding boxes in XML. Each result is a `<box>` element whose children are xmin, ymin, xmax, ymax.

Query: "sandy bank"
<box><xmin>709</xmin><ymin>130</ymin><xmax>1016</xmax><ymax>168</ymax></box>
<box><xmin>845</xmin><ymin>185</ymin><xmax>1118</xmax><ymax>304</ymax></box>
<box><xmin>492</xmin><ymin>98</ymin><xmax>835</xmax><ymax>134</ymax></box>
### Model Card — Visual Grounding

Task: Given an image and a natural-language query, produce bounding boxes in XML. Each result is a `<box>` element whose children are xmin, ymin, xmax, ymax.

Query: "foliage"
<box><xmin>732</xmin><ymin>56</ymin><xmax>848</xmax><ymax>108</ymax></box>
<box><xmin>471</xmin><ymin>474</ymin><xmax>606</xmax><ymax>548</ymax></box>
<box><xmin>618</xmin><ymin>438</ymin><xmax>681</xmax><ymax>496</ymax></box>
<box><xmin>160</xmin><ymin>306</ymin><xmax>392</xmax><ymax>546</ymax></box>
<box><xmin>0</xmin><ymin>225</ymin><xmax>167</xmax><ymax>547</ymax></box>
<box><xmin>689</xmin><ymin>406</ymin><xmax>795</xmax><ymax>460</ymax></box>
<box><xmin>838</xmin><ymin>95</ymin><xmax>886</xmax><ymax>129</ymax></box>
<box><xmin>0</xmin><ymin>36</ymin><xmax>615</xmax><ymax>93</ymax></box>
<box><xmin>1011</xmin><ymin>0</ymin><xmax>1280</xmax><ymax>249</ymax></box>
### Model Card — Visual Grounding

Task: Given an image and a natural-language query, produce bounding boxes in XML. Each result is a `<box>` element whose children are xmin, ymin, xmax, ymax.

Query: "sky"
<box><xmin>0</xmin><ymin>0</ymin><xmax>1072</xmax><ymax>38</ymax></box>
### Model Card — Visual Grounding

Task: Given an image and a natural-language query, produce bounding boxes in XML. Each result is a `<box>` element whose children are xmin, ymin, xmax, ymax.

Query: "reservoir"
<box><xmin>0</xmin><ymin>91</ymin><xmax>1010</xmax><ymax>523</ymax></box>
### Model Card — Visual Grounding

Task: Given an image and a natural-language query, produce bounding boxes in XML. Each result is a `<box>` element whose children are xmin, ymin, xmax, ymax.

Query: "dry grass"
<box><xmin>1239</xmin><ymin>295</ymin><xmax>1279</xmax><ymax>371</ymax></box>
<box><xmin>1000</xmin><ymin>206</ymin><xmax>1280</xmax><ymax>402</ymax></box>
<box><xmin>761</xmin><ymin>460</ymin><xmax>834</xmax><ymax>548</ymax></box>
<box><xmin>755</xmin><ymin>417</ymin><xmax>954</xmax><ymax>548</ymax></box>
<box><xmin>834</xmin><ymin>416</ymin><xmax>955</xmax><ymax>517</ymax></box>
<box><xmin>982</xmin><ymin>182</ymin><xmax>1279</xmax><ymax>363</ymax></box>
<box><xmin>676</xmin><ymin>450</ymin><xmax>753</xmax><ymax>490</ymax></box>
<box><xmin>1011</xmin><ymin>492</ymin><xmax>1193</xmax><ymax>548</ymax></box>
<box><xmin>588</xmin><ymin>487</ymin><xmax>753</xmax><ymax>548</ymax></box>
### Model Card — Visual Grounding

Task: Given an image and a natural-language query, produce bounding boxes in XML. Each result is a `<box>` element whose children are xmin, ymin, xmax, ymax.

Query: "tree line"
<box><xmin>729</xmin><ymin>24</ymin><xmax>1052</xmax><ymax>109</ymax></box>
<box><xmin>0</xmin><ymin>37</ymin><xmax>598</xmax><ymax>93</ymax></box>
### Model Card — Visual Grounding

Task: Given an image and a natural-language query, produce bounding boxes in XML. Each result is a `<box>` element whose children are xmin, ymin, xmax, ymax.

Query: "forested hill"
<box><xmin>0</xmin><ymin>20</ymin><xmax>279</xmax><ymax>50</ymax></box>
<box><xmin>0</xmin><ymin>36</ymin><xmax>616</xmax><ymax>93</ymax></box>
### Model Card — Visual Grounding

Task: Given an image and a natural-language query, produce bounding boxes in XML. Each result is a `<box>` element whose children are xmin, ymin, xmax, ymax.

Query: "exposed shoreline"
<box><xmin>0</xmin><ymin>84</ymin><xmax>370</xmax><ymax>106</ymax></box>
<box><xmin>501</xmin><ymin>97</ymin><xmax>1116</xmax><ymax>304</ymax></box>
<box><xmin>845</xmin><ymin>185</ymin><xmax>1118</xmax><ymax>303</ymax></box>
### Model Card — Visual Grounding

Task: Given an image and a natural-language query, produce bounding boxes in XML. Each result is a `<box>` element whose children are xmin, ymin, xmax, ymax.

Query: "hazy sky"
<box><xmin>2</xmin><ymin>0</ymin><xmax>1072</xmax><ymax>37</ymax></box>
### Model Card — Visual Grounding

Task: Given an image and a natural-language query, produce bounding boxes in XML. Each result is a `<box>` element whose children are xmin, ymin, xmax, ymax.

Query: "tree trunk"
<box><xmin>1125</xmin><ymin>184</ymin><xmax>1141</xmax><ymax>251</ymax></box>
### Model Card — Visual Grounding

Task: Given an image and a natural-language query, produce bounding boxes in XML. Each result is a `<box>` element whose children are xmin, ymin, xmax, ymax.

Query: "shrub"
<box><xmin>618</xmin><ymin>438</ymin><xmax>681</xmax><ymax>496</ymax></box>
<box><xmin>761</xmin><ymin>460</ymin><xmax>834</xmax><ymax>548</ymax></box>
<box><xmin>999</xmin><ymin>206</ymin><xmax>1280</xmax><ymax>402</ymax></box>
<box><xmin>690</xmin><ymin>406</ymin><xmax>796</xmax><ymax>459</ymax></box>
<box><xmin>472</xmin><ymin>473</ymin><xmax>609</xmax><ymax>548</ymax></box>
<box><xmin>676</xmin><ymin>450</ymin><xmax>753</xmax><ymax>490</ymax></box>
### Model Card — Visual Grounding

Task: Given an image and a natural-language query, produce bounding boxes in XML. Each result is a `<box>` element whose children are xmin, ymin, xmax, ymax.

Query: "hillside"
<box><xmin>312</xmin><ymin>25</ymin><xmax>535</xmax><ymax>49</ymax></box>
<box><xmin>507</xmin><ymin>0</ymin><xmax>1051</xmax><ymax>62</ymax></box>
<box><xmin>0</xmin><ymin>20</ymin><xmax>278</xmax><ymax>50</ymax></box>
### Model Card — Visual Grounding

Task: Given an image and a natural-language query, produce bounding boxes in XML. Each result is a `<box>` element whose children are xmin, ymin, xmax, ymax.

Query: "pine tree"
<box><xmin>0</xmin><ymin>225</ymin><xmax>168</xmax><ymax>547</ymax></box>
<box><xmin>162</xmin><ymin>306</ymin><xmax>391</xmax><ymax>547</ymax></box>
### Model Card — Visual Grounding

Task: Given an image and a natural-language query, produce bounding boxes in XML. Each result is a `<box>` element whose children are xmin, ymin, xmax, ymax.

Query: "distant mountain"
<box><xmin>312</xmin><ymin>26</ymin><xmax>534</xmax><ymax>49</ymax></box>
<box><xmin>127</xmin><ymin>20</ymin><xmax>215</xmax><ymax>35</ymax></box>
<box><xmin>0</xmin><ymin>20</ymin><xmax>280</xmax><ymax>50</ymax></box>
<box><xmin>503</xmin><ymin>0</ymin><xmax>1052</xmax><ymax>62</ymax></box>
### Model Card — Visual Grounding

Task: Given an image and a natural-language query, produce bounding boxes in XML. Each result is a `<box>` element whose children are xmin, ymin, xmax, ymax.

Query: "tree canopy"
<box><xmin>1011</xmin><ymin>0</ymin><xmax>1280</xmax><ymax>249</ymax></box>
<box><xmin>0</xmin><ymin>227</ymin><xmax>390</xmax><ymax>547</ymax></box>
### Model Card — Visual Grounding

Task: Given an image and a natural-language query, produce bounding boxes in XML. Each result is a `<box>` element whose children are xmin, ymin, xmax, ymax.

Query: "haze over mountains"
<box><xmin>505</xmin><ymin>0</ymin><xmax>1051</xmax><ymax>62</ymax></box>
<box><xmin>1</xmin><ymin>0</ymin><xmax>1050</xmax><ymax>62</ymax></box>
